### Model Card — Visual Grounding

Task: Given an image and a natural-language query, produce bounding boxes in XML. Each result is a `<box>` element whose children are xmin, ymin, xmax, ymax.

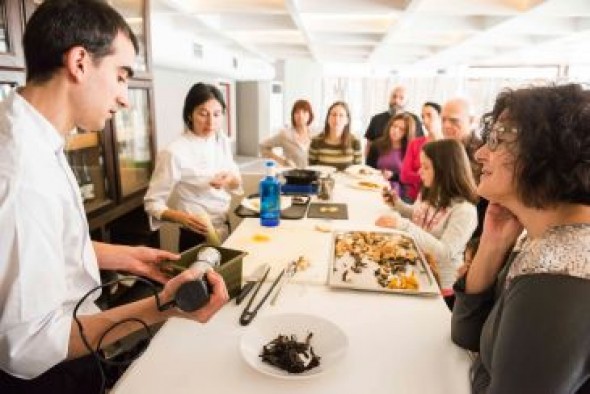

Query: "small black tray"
<box><xmin>307</xmin><ymin>203</ymin><xmax>348</xmax><ymax>220</ymax></box>
<box><xmin>234</xmin><ymin>194</ymin><xmax>311</xmax><ymax>220</ymax></box>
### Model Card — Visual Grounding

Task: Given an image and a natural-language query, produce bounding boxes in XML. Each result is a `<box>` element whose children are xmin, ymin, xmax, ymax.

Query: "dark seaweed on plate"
<box><xmin>260</xmin><ymin>333</ymin><xmax>321</xmax><ymax>373</ymax></box>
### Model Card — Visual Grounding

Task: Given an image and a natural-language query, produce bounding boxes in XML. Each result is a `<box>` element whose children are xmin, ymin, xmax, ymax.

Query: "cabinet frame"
<box><xmin>0</xmin><ymin>0</ymin><xmax>25</xmax><ymax>69</ymax></box>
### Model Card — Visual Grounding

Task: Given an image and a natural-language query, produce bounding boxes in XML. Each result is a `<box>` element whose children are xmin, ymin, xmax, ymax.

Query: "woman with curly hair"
<box><xmin>451</xmin><ymin>84</ymin><xmax>590</xmax><ymax>393</ymax></box>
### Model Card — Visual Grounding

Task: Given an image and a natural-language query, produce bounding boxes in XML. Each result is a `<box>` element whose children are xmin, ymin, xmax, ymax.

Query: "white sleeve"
<box><xmin>259</xmin><ymin>131</ymin><xmax>284</xmax><ymax>156</ymax></box>
<box><xmin>397</xmin><ymin>202</ymin><xmax>477</xmax><ymax>289</ymax></box>
<box><xmin>144</xmin><ymin>149</ymin><xmax>180</xmax><ymax>230</ymax></box>
<box><xmin>0</xmin><ymin>178</ymin><xmax>71</xmax><ymax>378</ymax></box>
<box><xmin>393</xmin><ymin>198</ymin><xmax>414</xmax><ymax>218</ymax></box>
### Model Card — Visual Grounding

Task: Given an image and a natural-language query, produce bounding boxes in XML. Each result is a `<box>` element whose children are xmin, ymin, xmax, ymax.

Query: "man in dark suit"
<box><xmin>364</xmin><ymin>85</ymin><xmax>423</xmax><ymax>156</ymax></box>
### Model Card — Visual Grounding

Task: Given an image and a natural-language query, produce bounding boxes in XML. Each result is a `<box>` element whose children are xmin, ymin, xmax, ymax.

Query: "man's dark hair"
<box><xmin>182</xmin><ymin>83</ymin><xmax>226</xmax><ymax>130</ymax></box>
<box><xmin>481</xmin><ymin>84</ymin><xmax>590</xmax><ymax>208</ymax></box>
<box><xmin>423</xmin><ymin>101</ymin><xmax>441</xmax><ymax>114</ymax></box>
<box><xmin>23</xmin><ymin>0</ymin><xmax>139</xmax><ymax>83</ymax></box>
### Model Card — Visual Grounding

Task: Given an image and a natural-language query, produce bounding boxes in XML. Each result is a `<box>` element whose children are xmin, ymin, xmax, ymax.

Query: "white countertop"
<box><xmin>112</xmin><ymin>171</ymin><xmax>472</xmax><ymax>394</ymax></box>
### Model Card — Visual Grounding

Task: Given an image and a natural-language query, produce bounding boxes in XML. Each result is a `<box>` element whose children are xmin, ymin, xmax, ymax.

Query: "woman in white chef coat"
<box><xmin>145</xmin><ymin>83</ymin><xmax>242</xmax><ymax>251</ymax></box>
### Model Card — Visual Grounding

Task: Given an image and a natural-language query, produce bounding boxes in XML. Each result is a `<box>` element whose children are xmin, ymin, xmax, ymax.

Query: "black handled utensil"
<box><xmin>236</xmin><ymin>264</ymin><xmax>269</xmax><ymax>305</ymax></box>
<box><xmin>239</xmin><ymin>267</ymin><xmax>285</xmax><ymax>326</ymax></box>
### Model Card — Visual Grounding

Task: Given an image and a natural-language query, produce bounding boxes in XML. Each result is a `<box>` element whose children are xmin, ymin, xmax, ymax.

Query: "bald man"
<box><xmin>441</xmin><ymin>98</ymin><xmax>482</xmax><ymax>181</ymax></box>
<box><xmin>364</xmin><ymin>86</ymin><xmax>423</xmax><ymax>156</ymax></box>
<box><xmin>441</xmin><ymin>97</ymin><xmax>486</xmax><ymax>239</ymax></box>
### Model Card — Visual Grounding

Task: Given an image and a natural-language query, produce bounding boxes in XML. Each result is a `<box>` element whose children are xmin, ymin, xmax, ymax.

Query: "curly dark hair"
<box><xmin>421</xmin><ymin>139</ymin><xmax>479</xmax><ymax>208</ymax></box>
<box><xmin>481</xmin><ymin>84</ymin><xmax>590</xmax><ymax>208</ymax></box>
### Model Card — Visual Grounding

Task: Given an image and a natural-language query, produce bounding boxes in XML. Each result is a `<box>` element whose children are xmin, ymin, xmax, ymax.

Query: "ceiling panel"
<box><xmin>155</xmin><ymin>0</ymin><xmax>590</xmax><ymax>70</ymax></box>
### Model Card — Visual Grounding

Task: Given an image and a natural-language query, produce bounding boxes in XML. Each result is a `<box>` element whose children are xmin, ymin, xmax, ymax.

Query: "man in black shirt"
<box><xmin>364</xmin><ymin>85</ymin><xmax>423</xmax><ymax>156</ymax></box>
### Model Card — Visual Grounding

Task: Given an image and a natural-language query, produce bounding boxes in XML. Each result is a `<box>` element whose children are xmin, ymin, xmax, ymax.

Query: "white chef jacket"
<box><xmin>0</xmin><ymin>91</ymin><xmax>101</xmax><ymax>379</ymax></box>
<box><xmin>144</xmin><ymin>131</ymin><xmax>242</xmax><ymax>234</ymax></box>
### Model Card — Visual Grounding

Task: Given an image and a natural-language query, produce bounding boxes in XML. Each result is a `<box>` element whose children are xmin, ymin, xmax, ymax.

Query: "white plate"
<box><xmin>305</xmin><ymin>165</ymin><xmax>337</xmax><ymax>176</ymax></box>
<box><xmin>344</xmin><ymin>164</ymin><xmax>381</xmax><ymax>178</ymax></box>
<box><xmin>349</xmin><ymin>179</ymin><xmax>386</xmax><ymax>192</ymax></box>
<box><xmin>241</xmin><ymin>196</ymin><xmax>293</xmax><ymax>212</ymax></box>
<box><xmin>240</xmin><ymin>313</ymin><xmax>348</xmax><ymax>379</ymax></box>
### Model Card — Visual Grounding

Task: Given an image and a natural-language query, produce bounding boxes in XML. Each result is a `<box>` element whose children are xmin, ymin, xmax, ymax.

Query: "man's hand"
<box><xmin>161</xmin><ymin>268</ymin><xmax>229</xmax><ymax>323</ymax></box>
<box><xmin>94</xmin><ymin>242</ymin><xmax>180</xmax><ymax>284</ymax></box>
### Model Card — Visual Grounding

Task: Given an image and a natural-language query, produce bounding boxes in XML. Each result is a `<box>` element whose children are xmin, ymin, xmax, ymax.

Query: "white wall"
<box><xmin>281</xmin><ymin>59</ymin><xmax>324</xmax><ymax>132</ymax></box>
<box><xmin>150</xmin><ymin>13</ymin><xmax>275</xmax><ymax>81</ymax></box>
<box><xmin>152</xmin><ymin>67</ymin><xmax>237</xmax><ymax>152</ymax></box>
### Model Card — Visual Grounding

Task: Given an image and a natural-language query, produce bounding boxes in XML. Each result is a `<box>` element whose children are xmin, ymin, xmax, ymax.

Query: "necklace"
<box><xmin>420</xmin><ymin>205</ymin><xmax>441</xmax><ymax>231</ymax></box>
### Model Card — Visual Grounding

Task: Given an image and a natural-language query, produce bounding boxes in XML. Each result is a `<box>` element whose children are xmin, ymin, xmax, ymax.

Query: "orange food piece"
<box><xmin>252</xmin><ymin>233</ymin><xmax>271</xmax><ymax>242</ymax></box>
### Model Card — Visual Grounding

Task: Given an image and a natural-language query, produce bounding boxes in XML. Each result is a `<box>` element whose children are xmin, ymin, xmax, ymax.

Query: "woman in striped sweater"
<box><xmin>308</xmin><ymin>101</ymin><xmax>362</xmax><ymax>170</ymax></box>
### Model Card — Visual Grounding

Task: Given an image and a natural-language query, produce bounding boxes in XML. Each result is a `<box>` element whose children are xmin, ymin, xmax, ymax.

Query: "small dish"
<box><xmin>240</xmin><ymin>313</ymin><xmax>348</xmax><ymax>379</ymax></box>
<box><xmin>240</xmin><ymin>196</ymin><xmax>293</xmax><ymax>212</ymax></box>
<box><xmin>349</xmin><ymin>179</ymin><xmax>385</xmax><ymax>192</ymax></box>
<box><xmin>344</xmin><ymin>164</ymin><xmax>381</xmax><ymax>178</ymax></box>
<box><xmin>305</xmin><ymin>165</ymin><xmax>337</xmax><ymax>177</ymax></box>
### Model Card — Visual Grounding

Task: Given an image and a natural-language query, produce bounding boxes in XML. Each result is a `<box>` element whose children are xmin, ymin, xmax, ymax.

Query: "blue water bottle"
<box><xmin>260</xmin><ymin>161</ymin><xmax>281</xmax><ymax>227</ymax></box>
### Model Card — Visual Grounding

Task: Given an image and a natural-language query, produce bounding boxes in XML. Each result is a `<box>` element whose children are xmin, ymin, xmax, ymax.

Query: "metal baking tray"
<box><xmin>328</xmin><ymin>230</ymin><xmax>439</xmax><ymax>296</ymax></box>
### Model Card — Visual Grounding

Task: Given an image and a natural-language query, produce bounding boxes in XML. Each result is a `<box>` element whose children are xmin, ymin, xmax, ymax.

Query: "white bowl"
<box><xmin>240</xmin><ymin>313</ymin><xmax>348</xmax><ymax>379</ymax></box>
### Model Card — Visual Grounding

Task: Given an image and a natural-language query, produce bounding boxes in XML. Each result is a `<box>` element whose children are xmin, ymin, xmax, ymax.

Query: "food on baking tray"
<box><xmin>260</xmin><ymin>333</ymin><xmax>320</xmax><ymax>373</ymax></box>
<box><xmin>333</xmin><ymin>231</ymin><xmax>422</xmax><ymax>291</ymax></box>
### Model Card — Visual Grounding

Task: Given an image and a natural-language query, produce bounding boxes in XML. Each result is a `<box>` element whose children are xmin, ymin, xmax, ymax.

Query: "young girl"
<box><xmin>366</xmin><ymin>113</ymin><xmax>414</xmax><ymax>198</ymax></box>
<box><xmin>376</xmin><ymin>139</ymin><xmax>478</xmax><ymax>299</ymax></box>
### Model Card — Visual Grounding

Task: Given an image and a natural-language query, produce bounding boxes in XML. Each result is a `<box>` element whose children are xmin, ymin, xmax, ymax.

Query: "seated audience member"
<box><xmin>451</xmin><ymin>84</ymin><xmax>590</xmax><ymax>393</ymax></box>
<box><xmin>145</xmin><ymin>83</ymin><xmax>242</xmax><ymax>252</ymax></box>
<box><xmin>401</xmin><ymin>102</ymin><xmax>442</xmax><ymax>201</ymax></box>
<box><xmin>441</xmin><ymin>97</ymin><xmax>482</xmax><ymax>179</ymax></box>
<box><xmin>366</xmin><ymin>113</ymin><xmax>414</xmax><ymax>198</ymax></box>
<box><xmin>441</xmin><ymin>97</ymin><xmax>486</xmax><ymax>238</ymax></box>
<box><xmin>259</xmin><ymin>99</ymin><xmax>314</xmax><ymax>168</ymax></box>
<box><xmin>376</xmin><ymin>139</ymin><xmax>478</xmax><ymax>303</ymax></box>
<box><xmin>364</xmin><ymin>85</ymin><xmax>423</xmax><ymax>156</ymax></box>
<box><xmin>308</xmin><ymin>101</ymin><xmax>362</xmax><ymax>170</ymax></box>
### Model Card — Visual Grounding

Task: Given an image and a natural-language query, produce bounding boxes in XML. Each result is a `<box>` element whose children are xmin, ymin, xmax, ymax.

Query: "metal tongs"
<box><xmin>239</xmin><ymin>267</ymin><xmax>285</xmax><ymax>326</ymax></box>
<box><xmin>270</xmin><ymin>260</ymin><xmax>298</xmax><ymax>306</ymax></box>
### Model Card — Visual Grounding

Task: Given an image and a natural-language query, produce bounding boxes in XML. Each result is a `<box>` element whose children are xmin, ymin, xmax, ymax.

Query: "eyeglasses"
<box><xmin>482</xmin><ymin>123</ymin><xmax>518</xmax><ymax>151</ymax></box>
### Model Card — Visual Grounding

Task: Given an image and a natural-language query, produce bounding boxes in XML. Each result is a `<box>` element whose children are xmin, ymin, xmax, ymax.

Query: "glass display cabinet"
<box><xmin>110</xmin><ymin>0</ymin><xmax>151</xmax><ymax>78</ymax></box>
<box><xmin>0</xmin><ymin>0</ymin><xmax>25</xmax><ymax>68</ymax></box>
<box><xmin>114</xmin><ymin>84</ymin><xmax>155</xmax><ymax>198</ymax></box>
<box><xmin>64</xmin><ymin>129</ymin><xmax>116</xmax><ymax>214</ymax></box>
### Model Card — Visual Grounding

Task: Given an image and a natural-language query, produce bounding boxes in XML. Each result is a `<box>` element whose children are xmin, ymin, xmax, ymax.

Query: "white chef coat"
<box><xmin>0</xmin><ymin>91</ymin><xmax>101</xmax><ymax>379</ymax></box>
<box><xmin>144</xmin><ymin>131</ymin><xmax>242</xmax><ymax>235</ymax></box>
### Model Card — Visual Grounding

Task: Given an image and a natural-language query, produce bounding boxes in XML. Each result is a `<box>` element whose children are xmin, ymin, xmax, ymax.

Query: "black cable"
<box><xmin>72</xmin><ymin>276</ymin><xmax>174</xmax><ymax>393</ymax></box>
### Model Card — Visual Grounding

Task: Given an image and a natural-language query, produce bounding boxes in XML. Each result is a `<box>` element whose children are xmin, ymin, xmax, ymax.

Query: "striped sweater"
<box><xmin>308</xmin><ymin>136</ymin><xmax>362</xmax><ymax>170</ymax></box>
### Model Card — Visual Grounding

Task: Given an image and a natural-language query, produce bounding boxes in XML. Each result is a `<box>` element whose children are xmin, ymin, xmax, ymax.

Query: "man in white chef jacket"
<box><xmin>0</xmin><ymin>1</ymin><xmax>229</xmax><ymax>392</ymax></box>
